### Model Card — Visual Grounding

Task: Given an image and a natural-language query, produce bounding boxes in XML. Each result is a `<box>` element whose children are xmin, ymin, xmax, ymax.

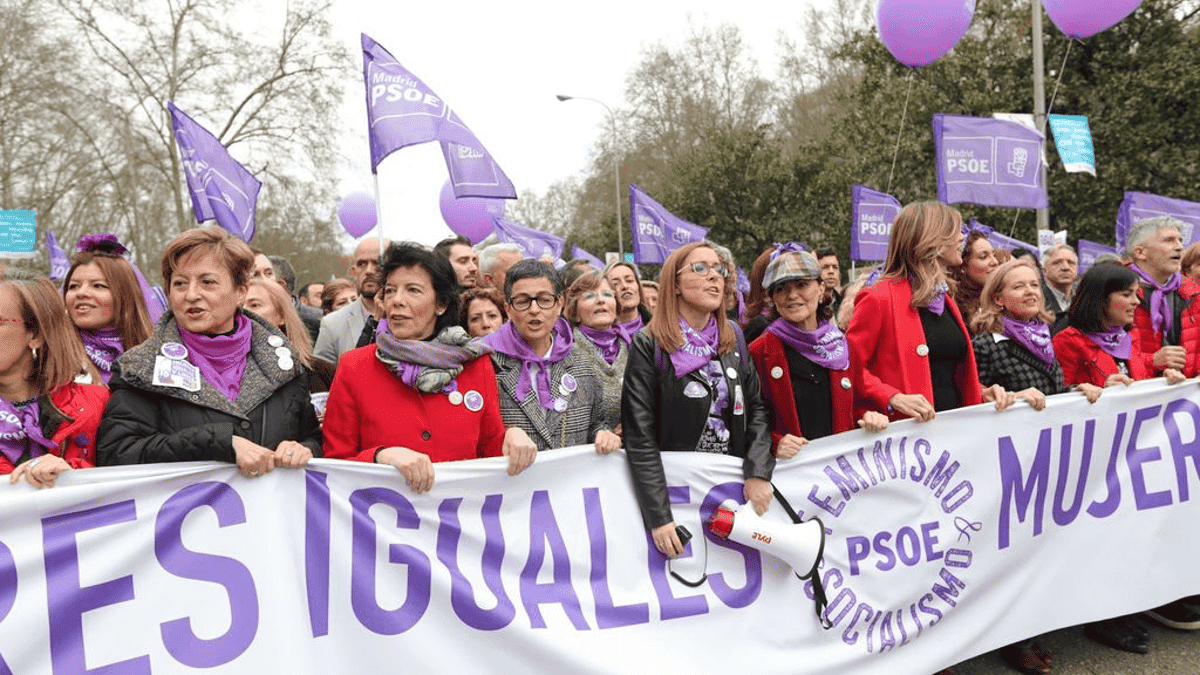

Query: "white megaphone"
<box><xmin>708</xmin><ymin>499</ymin><xmax>825</xmax><ymax>580</ymax></box>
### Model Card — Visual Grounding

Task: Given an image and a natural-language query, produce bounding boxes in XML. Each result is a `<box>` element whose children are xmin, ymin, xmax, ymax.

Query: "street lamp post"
<box><xmin>556</xmin><ymin>94</ymin><xmax>624</xmax><ymax>257</ymax></box>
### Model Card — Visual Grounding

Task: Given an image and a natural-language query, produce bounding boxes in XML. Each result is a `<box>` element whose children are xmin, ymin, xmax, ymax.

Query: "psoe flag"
<box><xmin>362</xmin><ymin>34</ymin><xmax>478</xmax><ymax>171</ymax></box>
<box><xmin>441</xmin><ymin>137</ymin><xmax>517</xmax><ymax>200</ymax></box>
<box><xmin>1115</xmin><ymin>191</ymin><xmax>1200</xmax><ymax>251</ymax></box>
<box><xmin>850</xmin><ymin>185</ymin><xmax>901</xmax><ymax>262</ymax></box>
<box><xmin>933</xmin><ymin>114</ymin><xmax>1049</xmax><ymax>210</ymax></box>
<box><xmin>168</xmin><ymin>102</ymin><xmax>262</xmax><ymax>242</ymax></box>
<box><xmin>1077</xmin><ymin>239</ymin><xmax>1117</xmax><ymax>275</ymax></box>
<box><xmin>628</xmin><ymin>184</ymin><xmax>708</xmax><ymax>264</ymax></box>
<box><xmin>571</xmin><ymin>246</ymin><xmax>604</xmax><ymax>269</ymax></box>
<box><xmin>492</xmin><ymin>217</ymin><xmax>566</xmax><ymax>261</ymax></box>
<box><xmin>46</xmin><ymin>230</ymin><xmax>69</xmax><ymax>280</ymax></box>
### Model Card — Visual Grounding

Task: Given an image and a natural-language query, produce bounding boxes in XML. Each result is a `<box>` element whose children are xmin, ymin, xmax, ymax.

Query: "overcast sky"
<box><xmin>329</xmin><ymin>0</ymin><xmax>838</xmax><ymax>249</ymax></box>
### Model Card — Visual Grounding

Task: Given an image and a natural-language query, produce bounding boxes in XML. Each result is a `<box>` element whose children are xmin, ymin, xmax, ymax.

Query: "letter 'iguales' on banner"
<box><xmin>3</xmin><ymin>380</ymin><xmax>1200</xmax><ymax>674</ymax></box>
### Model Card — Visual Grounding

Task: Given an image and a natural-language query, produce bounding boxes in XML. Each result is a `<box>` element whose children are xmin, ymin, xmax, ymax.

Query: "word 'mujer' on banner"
<box><xmin>4</xmin><ymin>381</ymin><xmax>1200</xmax><ymax>674</ymax></box>
<box><xmin>492</xmin><ymin>217</ymin><xmax>565</xmax><ymax>261</ymax></box>
<box><xmin>168</xmin><ymin>102</ymin><xmax>262</xmax><ymax>242</ymax></box>
<box><xmin>1115</xmin><ymin>191</ymin><xmax>1200</xmax><ymax>251</ymax></box>
<box><xmin>934</xmin><ymin>114</ymin><xmax>1048</xmax><ymax>210</ymax></box>
<box><xmin>1047</xmin><ymin>114</ymin><xmax>1096</xmax><ymax>176</ymax></box>
<box><xmin>628</xmin><ymin>184</ymin><xmax>708</xmax><ymax>264</ymax></box>
<box><xmin>850</xmin><ymin>185</ymin><xmax>902</xmax><ymax>262</ymax></box>
<box><xmin>1077</xmin><ymin>238</ymin><xmax>1118</xmax><ymax>275</ymax></box>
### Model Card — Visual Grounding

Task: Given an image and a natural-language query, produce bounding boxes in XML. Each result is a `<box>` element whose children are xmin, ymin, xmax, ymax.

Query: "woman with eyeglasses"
<box><xmin>564</xmin><ymin>271</ymin><xmax>628</xmax><ymax>432</ymax></box>
<box><xmin>749</xmin><ymin>249</ymin><xmax>888</xmax><ymax>461</ymax></box>
<box><xmin>622</xmin><ymin>242</ymin><xmax>775</xmax><ymax>558</ymax></box>
<box><xmin>484</xmin><ymin>259</ymin><xmax>620</xmax><ymax>454</ymax></box>
<box><xmin>846</xmin><ymin>201</ymin><xmax>1016</xmax><ymax>423</ymax></box>
<box><xmin>1</xmin><ymin>279</ymin><xmax>108</xmax><ymax>487</ymax></box>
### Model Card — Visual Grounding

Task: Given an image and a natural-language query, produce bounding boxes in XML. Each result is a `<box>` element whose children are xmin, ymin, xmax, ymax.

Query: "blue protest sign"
<box><xmin>1048</xmin><ymin>115</ymin><xmax>1096</xmax><ymax>176</ymax></box>
<box><xmin>0</xmin><ymin>210</ymin><xmax>36</xmax><ymax>257</ymax></box>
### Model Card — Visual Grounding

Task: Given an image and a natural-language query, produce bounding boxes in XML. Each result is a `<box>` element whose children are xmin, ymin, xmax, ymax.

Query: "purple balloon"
<box><xmin>438</xmin><ymin>180</ymin><xmax>503</xmax><ymax>244</ymax></box>
<box><xmin>338</xmin><ymin>191</ymin><xmax>377</xmax><ymax>238</ymax></box>
<box><xmin>877</xmin><ymin>0</ymin><xmax>976</xmax><ymax>68</ymax></box>
<box><xmin>1044</xmin><ymin>0</ymin><xmax>1141</xmax><ymax>39</ymax></box>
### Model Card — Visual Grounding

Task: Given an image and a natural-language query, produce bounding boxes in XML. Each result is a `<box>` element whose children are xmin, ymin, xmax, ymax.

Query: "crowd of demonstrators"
<box><xmin>62</xmin><ymin>235</ymin><xmax>153</xmax><ymax>384</ymax></box>
<box><xmin>10</xmin><ymin>203</ymin><xmax>1200</xmax><ymax>674</ymax></box>
<box><xmin>2</xmin><ymin>279</ymin><xmax>107</xmax><ymax>486</ymax></box>
<box><xmin>564</xmin><ymin>271</ymin><xmax>628</xmax><ymax>431</ymax></box>
<box><xmin>482</xmin><ymin>259</ymin><xmax>619</xmax><ymax>454</ymax></box>
<box><xmin>96</xmin><ymin>227</ymin><xmax>320</xmax><ymax>475</ymax></box>
<box><xmin>321</xmin><ymin>243</ymin><xmax>534</xmax><ymax>492</ymax></box>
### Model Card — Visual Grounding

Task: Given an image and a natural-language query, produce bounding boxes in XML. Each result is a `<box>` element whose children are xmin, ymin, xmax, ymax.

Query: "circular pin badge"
<box><xmin>161</xmin><ymin>342</ymin><xmax>188</xmax><ymax>360</ymax></box>
<box><xmin>278</xmin><ymin>356</ymin><xmax>294</xmax><ymax>371</ymax></box>
<box><xmin>560</xmin><ymin>373</ymin><xmax>577</xmax><ymax>393</ymax></box>
<box><xmin>275</xmin><ymin>346</ymin><xmax>291</xmax><ymax>358</ymax></box>
<box><xmin>553</xmin><ymin>398</ymin><xmax>568</xmax><ymax>413</ymax></box>
<box><xmin>267</xmin><ymin>335</ymin><xmax>285</xmax><ymax>348</ymax></box>
<box><xmin>916</xmin><ymin>344</ymin><xmax>930</xmax><ymax>357</ymax></box>
<box><xmin>726</xmin><ymin>367</ymin><xmax>738</xmax><ymax>379</ymax></box>
<box><xmin>841</xmin><ymin>377</ymin><xmax>852</xmax><ymax>390</ymax></box>
<box><xmin>770</xmin><ymin>366</ymin><xmax>784</xmax><ymax>380</ymax></box>
<box><xmin>448</xmin><ymin>390</ymin><xmax>464</xmax><ymax>406</ymax></box>
<box><xmin>463</xmin><ymin>390</ymin><xmax>484</xmax><ymax>412</ymax></box>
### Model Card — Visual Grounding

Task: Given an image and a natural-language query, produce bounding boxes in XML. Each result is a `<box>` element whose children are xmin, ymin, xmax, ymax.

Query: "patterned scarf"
<box><xmin>1001</xmin><ymin>316</ymin><xmax>1056</xmax><ymax>367</ymax></box>
<box><xmin>178</xmin><ymin>314</ymin><xmax>252</xmax><ymax>402</ymax></box>
<box><xmin>1085</xmin><ymin>326</ymin><xmax>1132</xmax><ymax>361</ymax></box>
<box><xmin>80</xmin><ymin>327</ymin><xmax>124</xmax><ymax>384</ymax></box>
<box><xmin>375</xmin><ymin>324</ymin><xmax>489</xmax><ymax>393</ymax></box>
<box><xmin>766</xmin><ymin>318</ymin><xmax>850</xmax><ymax>370</ymax></box>
<box><xmin>924</xmin><ymin>281</ymin><xmax>950</xmax><ymax>316</ymax></box>
<box><xmin>0</xmin><ymin>394</ymin><xmax>56</xmax><ymax>465</ymax></box>
<box><xmin>1130</xmin><ymin>263</ymin><xmax>1182</xmax><ymax>337</ymax></box>
<box><xmin>482</xmin><ymin>318</ymin><xmax>574</xmax><ymax>411</ymax></box>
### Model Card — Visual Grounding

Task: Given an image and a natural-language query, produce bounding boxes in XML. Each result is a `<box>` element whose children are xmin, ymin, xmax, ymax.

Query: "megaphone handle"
<box><xmin>773</xmin><ymin>484</ymin><xmax>833</xmax><ymax>629</ymax></box>
<box><xmin>771</xmin><ymin>484</ymin><xmax>803</xmax><ymax>524</ymax></box>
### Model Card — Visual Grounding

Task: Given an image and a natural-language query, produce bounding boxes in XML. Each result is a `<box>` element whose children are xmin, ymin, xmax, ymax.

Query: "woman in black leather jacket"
<box><xmin>620</xmin><ymin>242</ymin><xmax>775</xmax><ymax>558</ymax></box>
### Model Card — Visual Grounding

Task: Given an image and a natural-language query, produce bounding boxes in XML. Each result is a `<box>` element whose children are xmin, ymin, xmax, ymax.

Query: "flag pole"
<box><xmin>373</xmin><ymin>172</ymin><xmax>384</xmax><ymax>259</ymax></box>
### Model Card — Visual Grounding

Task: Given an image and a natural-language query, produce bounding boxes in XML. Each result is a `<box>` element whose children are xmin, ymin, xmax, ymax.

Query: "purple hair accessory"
<box><xmin>769</xmin><ymin>242</ymin><xmax>807</xmax><ymax>262</ymax></box>
<box><xmin>77</xmin><ymin>233</ymin><xmax>128</xmax><ymax>256</ymax></box>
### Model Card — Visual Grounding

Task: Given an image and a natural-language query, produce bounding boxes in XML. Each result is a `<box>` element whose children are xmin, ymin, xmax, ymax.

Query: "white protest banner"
<box><xmin>2</xmin><ymin>379</ymin><xmax>1199</xmax><ymax>673</ymax></box>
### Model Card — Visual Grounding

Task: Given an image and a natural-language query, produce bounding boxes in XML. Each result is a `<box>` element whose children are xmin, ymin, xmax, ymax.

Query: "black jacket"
<box><xmin>97</xmin><ymin>310</ymin><xmax>322</xmax><ymax>465</ymax></box>
<box><xmin>973</xmin><ymin>332</ymin><xmax>1068</xmax><ymax>396</ymax></box>
<box><xmin>621</xmin><ymin>330</ymin><xmax>774</xmax><ymax>530</ymax></box>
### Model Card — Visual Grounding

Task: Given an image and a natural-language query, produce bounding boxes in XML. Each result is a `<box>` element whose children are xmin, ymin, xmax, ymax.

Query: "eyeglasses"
<box><xmin>678</xmin><ymin>262</ymin><xmax>730</xmax><ymax>278</ymax></box>
<box><xmin>509</xmin><ymin>293</ymin><xmax>558</xmax><ymax>311</ymax></box>
<box><xmin>582</xmin><ymin>291</ymin><xmax>616</xmax><ymax>301</ymax></box>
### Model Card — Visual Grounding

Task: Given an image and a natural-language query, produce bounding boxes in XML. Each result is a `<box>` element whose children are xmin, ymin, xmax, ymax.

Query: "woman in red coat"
<box><xmin>846</xmin><ymin>201</ymin><xmax>1014</xmax><ymax>422</ymax></box>
<box><xmin>322</xmin><ymin>243</ymin><xmax>536</xmax><ymax>493</ymax></box>
<box><xmin>749</xmin><ymin>247</ymin><xmax>887</xmax><ymax>459</ymax></box>
<box><xmin>1052</xmin><ymin>262</ymin><xmax>1182</xmax><ymax>387</ymax></box>
<box><xmin>2</xmin><ymin>279</ymin><xmax>108</xmax><ymax>486</ymax></box>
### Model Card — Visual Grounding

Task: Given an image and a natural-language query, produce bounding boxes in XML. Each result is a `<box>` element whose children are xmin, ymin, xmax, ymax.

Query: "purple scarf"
<box><xmin>616</xmin><ymin>315</ymin><xmax>643</xmax><ymax>339</ymax></box>
<box><xmin>1130</xmin><ymin>264</ymin><xmax>1182</xmax><ymax>337</ymax></box>
<box><xmin>483</xmin><ymin>318</ymin><xmax>574</xmax><ymax>411</ymax></box>
<box><xmin>578</xmin><ymin>324</ymin><xmax>621</xmax><ymax>364</ymax></box>
<box><xmin>925</xmin><ymin>281</ymin><xmax>950</xmax><ymax>315</ymax></box>
<box><xmin>0</xmin><ymin>394</ymin><xmax>56</xmax><ymax>465</ymax></box>
<box><xmin>81</xmin><ymin>327</ymin><xmax>124</xmax><ymax>384</ymax></box>
<box><xmin>374</xmin><ymin>324</ymin><xmax>488</xmax><ymax>393</ymax></box>
<box><xmin>1001</xmin><ymin>316</ymin><xmax>1056</xmax><ymax>367</ymax></box>
<box><xmin>178</xmin><ymin>315</ymin><xmax>252</xmax><ymax>402</ymax></box>
<box><xmin>672</xmin><ymin>316</ymin><xmax>719</xmax><ymax>377</ymax></box>
<box><xmin>1085</xmin><ymin>326</ymin><xmax>1133</xmax><ymax>361</ymax></box>
<box><xmin>766</xmin><ymin>318</ymin><xmax>850</xmax><ymax>370</ymax></box>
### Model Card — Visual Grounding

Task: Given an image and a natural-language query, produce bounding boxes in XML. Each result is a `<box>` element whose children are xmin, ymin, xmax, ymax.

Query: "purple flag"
<box><xmin>129</xmin><ymin>259</ymin><xmax>167</xmax><ymax>323</ymax></box>
<box><xmin>850</xmin><ymin>185</ymin><xmax>902</xmax><ymax>261</ymax></box>
<box><xmin>571</xmin><ymin>246</ymin><xmax>604</xmax><ymax>269</ymax></box>
<box><xmin>965</xmin><ymin>219</ymin><xmax>1039</xmax><ymax>260</ymax></box>
<box><xmin>440</xmin><ymin>138</ymin><xmax>516</xmax><ymax>200</ymax></box>
<box><xmin>362</xmin><ymin>34</ymin><xmax>477</xmax><ymax>171</ymax></box>
<box><xmin>933</xmin><ymin>114</ymin><xmax>1048</xmax><ymax>210</ymax></box>
<box><xmin>492</xmin><ymin>218</ymin><xmax>565</xmax><ymax>261</ymax></box>
<box><xmin>1077</xmin><ymin>239</ymin><xmax>1118</xmax><ymax>276</ymax></box>
<box><xmin>628</xmin><ymin>184</ymin><xmax>708</xmax><ymax>264</ymax></box>
<box><xmin>46</xmin><ymin>231</ymin><xmax>69</xmax><ymax>281</ymax></box>
<box><xmin>168</xmin><ymin>102</ymin><xmax>261</xmax><ymax>242</ymax></box>
<box><xmin>1115</xmin><ymin>191</ymin><xmax>1200</xmax><ymax>251</ymax></box>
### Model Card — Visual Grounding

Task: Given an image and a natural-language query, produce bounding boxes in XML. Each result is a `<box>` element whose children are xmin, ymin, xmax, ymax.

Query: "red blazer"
<box><xmin>0</xmin><ymin>382</ymin><xmax>108</xmax><ymax>474</ymax></box>
<box><xmin>749</xmin><ymin>331</ymin><xmax>855</xmax><ymax>450</ymax></box>
<box><xmin>1052</xmin><ymin>326</ymin><xmax>1149</xmax><ymax>387</ymax></box>
<box><xmin>846</xmin><ymin>277</ymin><xmax>983</xmax><ymax>421</ymax></box>
<box><xmin>1131</xmin><ymin>276</ymin><xmax>1200</xmax><ymax>377</ymax></box>
<box><xmin>322</xmin><ymin>345</ymin><xmax>505</xmax><ymax>464</ymax></box>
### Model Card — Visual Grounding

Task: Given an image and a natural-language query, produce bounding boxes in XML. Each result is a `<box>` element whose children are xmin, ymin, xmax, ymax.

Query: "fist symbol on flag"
<box><xmin>1008</xmin><ymin>148</ymin><xmax>1029</xmax><ymax>178</ymax></box>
